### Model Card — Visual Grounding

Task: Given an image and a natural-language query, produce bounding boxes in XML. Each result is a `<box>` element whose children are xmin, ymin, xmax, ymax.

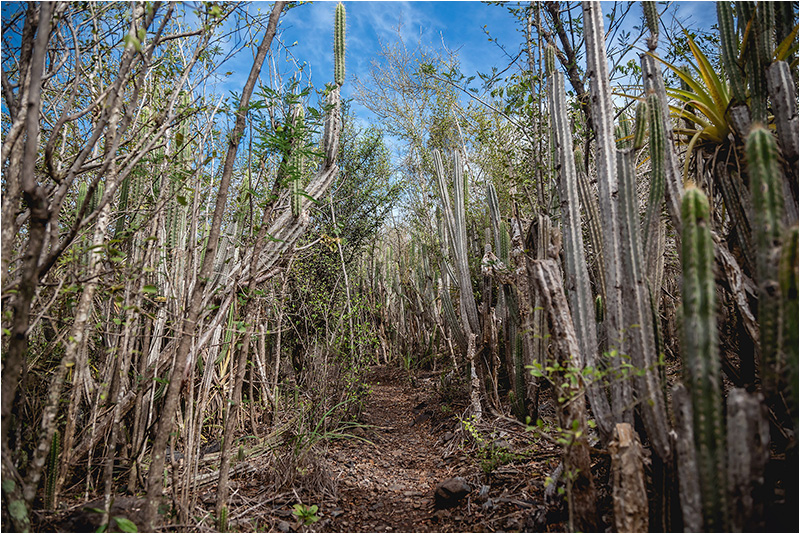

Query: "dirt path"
<box><xmin>317</xmin><ymin>366</ymin><xmax>565</xmax><ymax>533</ymax></box>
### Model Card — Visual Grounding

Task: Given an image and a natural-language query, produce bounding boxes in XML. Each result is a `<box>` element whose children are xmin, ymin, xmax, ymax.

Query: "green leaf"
<box><xmin>123</xmin><ymin>34</ymin><xmax>142</xmax><ymax>53</ymax></box>
<box><xmin>114</xmin><ymin>516</ymin><xmax>138</xmax><ymax>532</ymax></box>
<box><xmin>142</xmin><ymin>285</ymin><xmax>158</xmax><ymax>294</ymax></box>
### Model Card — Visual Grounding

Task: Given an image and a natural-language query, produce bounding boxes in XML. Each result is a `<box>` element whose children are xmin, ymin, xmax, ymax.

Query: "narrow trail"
<box><xmin>324</xmin><ymin>367</ymin><xmax>454</xmax><ymax>532</ymax></box>
<box><xmin>318</xmin><ymin>366</ymin><xmax>568</xmax><ymax>533</ymax></box>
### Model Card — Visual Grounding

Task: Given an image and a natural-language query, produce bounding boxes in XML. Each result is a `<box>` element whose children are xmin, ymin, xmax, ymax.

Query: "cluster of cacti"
<box><xmin>583</xmin><ymin>1</ymin><xmax>632</xmax><ymax>423</ymax></box>
<box><xmin>680</xmin><ymin>186</ymin><xmax>728</xmax><ymax>531</ymax></box>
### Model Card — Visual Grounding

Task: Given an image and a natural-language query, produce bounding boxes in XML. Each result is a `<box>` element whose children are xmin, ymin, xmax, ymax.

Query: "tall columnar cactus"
<box><xmin>290</xmin><ymin>104</ymin><xmax>306</xmax><ymax>218</ymax></box>
<box><xmin>334</xmin><ymin>2</ymin><xmax>346</xmax><ymax>86</ymax></box>
<box><xmin>639</xmin><ymin>2</ymin><xmax>683</xmax><ymax>232</ymax></box>
<box><xmin>617</xmin><ymin>145</ymin><xmax>672</xmax><ymax>461</ymax></box>
<box><xmin>545</xmin><ymin>43</ymin><xmax>556</xmax><ymax>77</ymax></box>
<box><xmin>632</xmin><ymin>99</ymin><xmax>647</xmax><ymax>151</ymax></box>
<box><xmin>433</xmin><ymin>149</ymin><xmax>481</xmax><ymax>338</ymax></box>
<box><xmin>582</xmin><ymin>1</ymin><xmax>632</xmax><ymax>422</ymax></box>
<box><xmin>681</xmin><ymin>186</ymin><xmax>728</xmax><ymax>532</ymax></box>
<box><xmin>780</xmin><ymin>226</ymin><xmax>798</xmax><ymax>429</ymax></box>
<box><xmin>642</xmin><ymin>1</ymin><xmax>659</xmax><ymax>49</ymax></box>
<box><xmin>574</xmin><ymin>148</ymin><xmax>605</xmax><ymax>302</ymax></box>
<box><xmin>642</xmin><ymin>92</ymin><xmax>666</xmax><ymax>297</ymax></box>
<box><xmin>717</xmin><ymin>1</ymin><xmax>747</xmax><ymax>106</ymax></box>
<box><xmin>739</xmin><ymin>2</ymin><xmax>774</xmax><ymax>124</ymax></box>
<box><xmin>747</xmin><ymin>126</ymin><xmax>784</xmax><ymax>401</ymax></box>
<box><xmin>45</xmin><ymin>430</ymin><xmax>59</xmax><ymax>510</ymax></box>
<box><xmin>548</xmin><ymin>65</ymin><xmax>613</xmax><ymax>440</ymax></box>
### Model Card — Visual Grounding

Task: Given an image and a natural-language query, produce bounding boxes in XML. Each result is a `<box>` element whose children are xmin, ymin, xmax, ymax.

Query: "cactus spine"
<box><xmin>747</xmin><ymin>126</ymin><xmax>783</xmax><ymax>401</ymax></box>
<box><xmin>548</xmin><ymin>64</ymin><xmax>613</xmax><ymax>440</ymax></box>
<box><xmin>681</xmin><ymin>186</ymin><xmax>728</xmax><ymax>531</ymax></box>
<box><xmin>334</xmin><ymin>2</ymin><xmax>346</xmax><ymax>86</ymax></box>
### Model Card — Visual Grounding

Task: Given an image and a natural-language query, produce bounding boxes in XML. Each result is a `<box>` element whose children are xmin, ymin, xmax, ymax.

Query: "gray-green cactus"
<box><xmin>45</xmin><ymin>430</ymin><xmax>59</xmax><ymax>510</ymax></box>
<box><xmin>617</xmin><ymin>145</ymin><xmax>671</xmax><ymax>461</ymax></box>
<box><xmin>681</xmin><ymin>185</ymin><xmax>729</xmax><ymax>532</ymax></box>
<box><xmin>433</xmin><ymin>149</ymin><xmax>480</xmax><ymax>338</ymax></box>
<box><xmin>289</xmin><ymin>105</ymin><xmax>306</xmax><ymax>218</ymax></box>
<box><xmin>632</xmin><ymin>99</ymin><xmax>648</xmax><ymax>151</ymax></box>
<box><xmin>548</xmin><ymin>64</ymin><xmax>613</xmax><ymax>440</ymax></box>
<box><xmin>642</xmin><ymin>92</ymin><xmax>666</xmax><ymax>297</ymax></box>
<box><xmin>583</xmin><ymin>1</ymin><xmax>633</xmax><ymax>423</ymax></box>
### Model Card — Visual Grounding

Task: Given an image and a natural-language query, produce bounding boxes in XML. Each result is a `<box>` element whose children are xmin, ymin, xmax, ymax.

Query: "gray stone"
<box><xmin>434</xmin><ymin>477</ymin><xmax>471</xmax><ymax>509</ymax></box>
<box><xmin>277</xmin><ymin>520</ymin><xmax>291</xmax><ymax>532</ymax></box>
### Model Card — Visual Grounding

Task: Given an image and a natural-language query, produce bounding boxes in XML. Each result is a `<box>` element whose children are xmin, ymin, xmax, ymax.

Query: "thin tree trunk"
<box><xmin>141</xmin><ymin>4</ymin><xmax>285</xmax><ymax>529</ymax></box>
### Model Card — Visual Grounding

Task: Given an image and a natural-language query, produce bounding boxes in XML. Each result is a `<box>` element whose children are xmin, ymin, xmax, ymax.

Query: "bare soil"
<box><xmin>310</xmin><ymin>365</ymin><xmax>583</xmax><ymax>533</ymax></box>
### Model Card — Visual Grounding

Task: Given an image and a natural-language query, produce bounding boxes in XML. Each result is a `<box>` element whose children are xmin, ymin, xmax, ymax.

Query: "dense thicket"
<box><xmin>2</xmin><ymin>1</ymin><xmax>798</xmax><ymax>532</ymax></box>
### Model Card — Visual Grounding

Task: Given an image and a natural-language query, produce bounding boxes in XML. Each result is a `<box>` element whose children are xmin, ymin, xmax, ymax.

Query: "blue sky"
<box><xmin>209</xmin><ymin>1</ymin><xmax>718</xmax><ymax>145</ymax></box>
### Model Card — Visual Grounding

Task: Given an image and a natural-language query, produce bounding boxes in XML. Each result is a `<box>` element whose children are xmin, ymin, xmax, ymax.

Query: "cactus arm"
<box><xmin>642</xmin><ymin>1</ymin><xmax>659</xmax><ymax>49</ymax></box>
<box><xmin>766</xmin><ymin>60</ymin><xmax>799</xmax><ymax>223</ymax></box>
<box><xmin>780</xmin><ymin>226</ymin><xmax>799</xmax><ymax>430</ymax></box>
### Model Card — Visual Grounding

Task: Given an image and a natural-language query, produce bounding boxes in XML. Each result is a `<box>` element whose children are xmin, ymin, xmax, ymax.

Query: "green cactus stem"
<box><xmin>642</xmin><ymin>92</ymin><xmax>666</xmax><ymax>296</ymax></box>
<box><xmin>545</xmin><ymin>43</ymin><xmax>556</xmax><ymax>77</ymax></box>
<box><xmin>717</xmin><ymin>1</ymin><xmax>747</xmax><ymax>106</ymax></box>
<box><xmin>780</xmin><ymin>226</ymin><xmax>798</xmax><ymax>429</ymax></box>
<box><xmin>747</xmin><ymin>126</ymin><xmax>783</xmax><ymax>400</ymax></box>
<box><xmin>45</xmin><ymin>430</ymin><xmax>59</xmax><ymax>510</ymax></box>
<box><xmin>632</xmin><ymin>99</ymin><xmax>648</xmax><ymax>151</ymax></box>
<box><xmin>290</xmin><ymin>105</ymin><xmax>306</xmax><ymax>218</ymax></box>
<box><xmin>334</xmin><ymin>2</ymin><xmax>346</xmax><ymax>86</ymax></box>
<box><xmin>642</xmin><ymin>1</ymin><xmax>659</xmax><ymax>49</ymax></box>
<box><xmin>681</xmin><ymin>185</ymin><xmax>728</xmax><ymax>532</ymax></box>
